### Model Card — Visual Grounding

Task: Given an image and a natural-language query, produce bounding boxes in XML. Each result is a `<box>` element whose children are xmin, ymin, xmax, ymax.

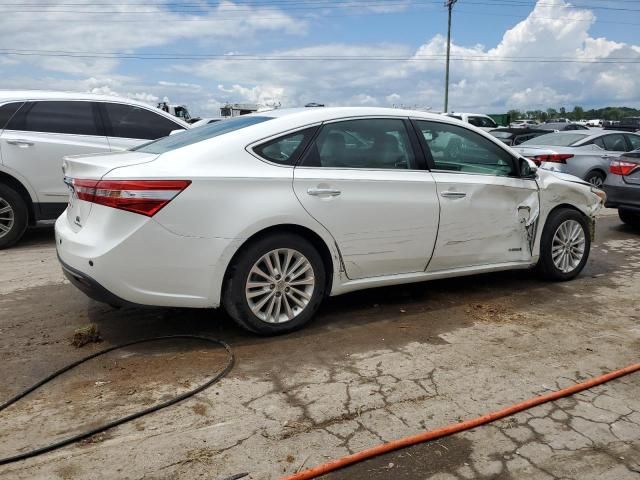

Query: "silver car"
<box><xmin>516</xmin><ymin>130</ymin><xmax>640</xmax><ymax>187</ymax></box>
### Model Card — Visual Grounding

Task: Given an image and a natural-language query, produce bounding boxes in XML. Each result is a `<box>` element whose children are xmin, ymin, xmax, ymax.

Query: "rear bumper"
<box><xmin>603</xmin><ymin>182</ymin><xmax>640</xmax><ymax>211</ymax></box>
<box><xmin>59</xmin><ymin>256</ymin><xmax>140</xmax><ymax>307</ymax></box>
<box><xmin>55</xmin><ymin>205</ymin><xmax>238</xmax><ymax>308</ymax></box>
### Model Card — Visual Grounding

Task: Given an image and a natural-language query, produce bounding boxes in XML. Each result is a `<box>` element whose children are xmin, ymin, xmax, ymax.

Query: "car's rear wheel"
<box><xmin>619</xmin><ymin>209</ymin><xmax>640</xmax><ymax>227</ymax></box>
<box><xmin>537</xmin><ymin>208</ymin><xmax>590</xmax><ymax>281</ymax></box>
<box><xmin>222</xmin><ymin>233</ymin><xmax>326</xmax><ymax>335</ymax></box>
<box><xmin>0</xmin><ymin>184</ymin><xmax>28</xmax><ymax>250</ymax></box>
<box><xmin>585</xmin><ymin>170</ymin><xmax>605</xmax><ymax>188</ymax></box>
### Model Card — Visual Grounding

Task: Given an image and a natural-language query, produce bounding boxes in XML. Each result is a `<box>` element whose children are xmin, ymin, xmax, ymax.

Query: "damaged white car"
<box><xmin>55</xmin><ymin>107</ymin><xmax>605</xmax><ymax>335</ymax></box>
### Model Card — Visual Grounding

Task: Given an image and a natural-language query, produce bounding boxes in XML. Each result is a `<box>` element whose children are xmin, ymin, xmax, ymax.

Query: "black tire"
<box><xmin>537</xmin><ymin>208</ymin><xmax>591</xmax><ymax>281</ymax></box>
<box><xmin>0</xmin><ymin>183</ymin><xmax>29</xmax><ymax>250</ymax></box>
<box><xmin>222</xmin><ymin>233</ymin><xmax>326</xmax><ymax>335</ymax></box>
<box><xmin>619</xmin><ymin>209</ymin><xmax>640</xmax><ymax>226</ymax></box>
<box><xmin>584</xmin><ymin>170</ymin><xmax>605</xmax><ymax>188</ymax></box>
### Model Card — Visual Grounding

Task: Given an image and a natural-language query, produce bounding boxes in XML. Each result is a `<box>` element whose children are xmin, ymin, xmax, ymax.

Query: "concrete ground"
<box><xmin>0</xmin><ymin>211</ymin><xmax>638</xmax><ymax>480</ymax></box>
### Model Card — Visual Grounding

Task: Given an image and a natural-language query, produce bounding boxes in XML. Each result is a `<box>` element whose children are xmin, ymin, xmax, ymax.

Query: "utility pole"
<box><xmin>444</xmin><ymin>0</ymin><xmax>457</xmax><ymax>113</ymax></box>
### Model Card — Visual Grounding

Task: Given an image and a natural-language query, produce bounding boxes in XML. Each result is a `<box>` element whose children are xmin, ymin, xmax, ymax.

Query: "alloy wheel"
<box><xmin>245</xmin><ymin>248</ymin><xmax>315</xmax><ymax>324</ymax></box>
<box><xmin>551</xmin><ymin>219</ymin><xmax>586</xmax><ymax>273</ymax></box>
<box><xmin>0</xmin><ymin>197</ymin><xmax>14</xmax><ymax>239</ymax></box>
<box><xmin>587</xmin><ymin>175</ymin><xmax>604</xmax><ymax>188</ymax></box>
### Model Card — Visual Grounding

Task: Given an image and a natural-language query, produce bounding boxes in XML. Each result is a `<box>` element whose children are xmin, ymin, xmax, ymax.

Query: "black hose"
<box><xmin>0</xmin><ymin>335</ymin><xmax>234</xmax><ymax>466</ymax></box>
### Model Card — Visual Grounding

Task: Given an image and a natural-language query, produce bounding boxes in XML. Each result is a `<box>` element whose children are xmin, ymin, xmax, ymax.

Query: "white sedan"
<box><xmin>56</xmin><ymin>107</ymin><xmax>605</xmax><ymax>335</ymax></box>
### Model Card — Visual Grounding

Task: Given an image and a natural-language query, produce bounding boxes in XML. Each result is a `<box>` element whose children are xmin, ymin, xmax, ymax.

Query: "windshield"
<box><xmin>134</xmin><ymin>115</ymin><xmax>272</xmax><ymax>154</ymax></box>
<box><xmin>520</xmin><ymin>132</ymin><xmax>589</xmax><ymax>147</ymax></box>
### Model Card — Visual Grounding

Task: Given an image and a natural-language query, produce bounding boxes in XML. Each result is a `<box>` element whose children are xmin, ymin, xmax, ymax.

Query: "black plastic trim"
<box><xmin>58</xmin><ymin>256</ymin><xmax>142</xmax><ymax>308</ymax></box>
<box><xmin>34</xmin><ymin>202</ymin><xmax>67</xmax><ymax>221</ymax></box>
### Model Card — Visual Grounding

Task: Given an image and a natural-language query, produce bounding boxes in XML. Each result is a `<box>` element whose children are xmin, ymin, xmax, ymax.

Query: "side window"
<box><xmin>12</xmin><ymin>101</ymin><xmax>98</xmax><ymax>136</ymax></box>
<box><xmin>103</xmin><ymin>103</ymin><xmax>181</xmax><ymax>140</ymax></box>
<box><xmin>0</xmin><ymin>102</ymin><xmax>24</xmax><ymax>130</ymax></box>
<box><xmin>253</xmin><ymin>127</ymin><xmax>316</xmax><ymax>166</ymax></box>
<box><xmin>625</xmin><ymin>134</ymin><xmax>640</xmax><ymax>150</ymax></box>
<box><xmin>415</xmin><ymin>120</ymin><xmax>516</xmax><ymax>176</ymax></box>
<box><xmin>602</xmin><ymin>134</ymin><xmax>627</xmax><ymax>152</ymax></box>
<box><xmin>300</xmin><ymin>118</ymin><xmax>415</xmax><ymax>169</ymax></box>
<box><xmin>592</xmin><ymin>137</ymin><xmax>605</xmax><ymax>149</ymax></box>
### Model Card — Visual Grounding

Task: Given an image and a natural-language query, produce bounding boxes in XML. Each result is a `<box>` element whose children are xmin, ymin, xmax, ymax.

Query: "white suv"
<box><xmin>0</xmin><ymin>91</ymin><xmax>188</xmax><ymax>248</ymax></box>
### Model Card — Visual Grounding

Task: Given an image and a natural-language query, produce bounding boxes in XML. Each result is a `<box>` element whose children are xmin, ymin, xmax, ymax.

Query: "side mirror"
<box><xmin>520</xmin><ymin>157</ymin><xmax>538</xmax><ymax>178</ymax></box>
<box><xmin>169</xmin><ymin>129</ymin><xmax>186</xmax><ymax>136</ymax></box>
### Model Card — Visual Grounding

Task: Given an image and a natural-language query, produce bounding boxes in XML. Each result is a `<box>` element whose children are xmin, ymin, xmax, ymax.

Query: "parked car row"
<box><xmin>0</xmin><ymin>91</ymin><xmax>189</xmax><ymax>248</ymax></box>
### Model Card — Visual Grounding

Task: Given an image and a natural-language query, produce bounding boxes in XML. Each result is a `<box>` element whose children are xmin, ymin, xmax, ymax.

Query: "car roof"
<box><xmin>254</xmin><ymin>106</ymin><xmax>452</xmax><ymax>123</ymax></box>
<box><xmin>0</xmin><ymin>89</ymin><xmax>189</xmax><ymax>127</ymax></box>
<box><xmin>0</xmin><ymin>89</ymin><xmax>159</xmax><ymax>109</ymax></box>
<box><xmin>491</xmin><ymin>128</ymin><xmax>550</xmax><ymax>134</ymax></box>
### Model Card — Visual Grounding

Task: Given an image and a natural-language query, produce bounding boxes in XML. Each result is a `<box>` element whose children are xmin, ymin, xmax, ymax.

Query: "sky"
<box><xmin>1</xmin><ymin>0</ymin><xmax>639</xmax><ymax>117</ymax></box>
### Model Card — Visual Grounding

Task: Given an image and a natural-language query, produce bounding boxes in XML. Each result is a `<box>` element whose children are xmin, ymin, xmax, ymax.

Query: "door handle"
<box><xmin>6</xmin><ymin>139</ymin><xmax>34</xmax><ymax>147</ymax></box>
<box><xmin>440</xmin><ymin>191</ymin><xmax>466</xmax><ymax>198</ymax></box>
<box><xmin>307</xmin><ymin>188</ymin><xmax>341</xmax><ymax>197</ymax></box>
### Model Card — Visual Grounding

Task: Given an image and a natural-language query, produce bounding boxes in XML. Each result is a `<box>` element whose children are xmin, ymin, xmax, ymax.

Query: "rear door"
<box><xmin>99</xmin><ymin>102</ymin><xmax>186</xmax><ymax>151</ymax></box>
<box><xmin>413</xmin><ymin>119</ymin><xmax>539</xmax><ymax>271</ymax></box>
<box><xmin>293</xmin><ymin>117</ymin><xmax>440</xmax><ymax>280</ymax></box>
<box><xmin>0</xmin><ymin>100</ymin><xmax>109</xmax><ymax>213</ymax></box>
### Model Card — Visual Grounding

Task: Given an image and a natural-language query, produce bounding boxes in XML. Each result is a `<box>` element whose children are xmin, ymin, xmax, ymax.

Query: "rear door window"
<box><xmin>0</xmin><ymin>102</ymin><xmax>24</xmax><ymax>130</ymax></box>
<box><xmin>602</xmin><ymin>134</ymin><xmax>627</xmax><ymax>152</ymax></box>
<box><xmin>625</xmin><ymin>134</ymin><xmax>640</xmax><ymax>150</ymax></box>
<box><xmin>469</xmin><ymin>116</ymin><xmax>497</xmax><ymax>128</ymax></box>
<box><xmin>300</xmin><ymin>118</ymin><xmax>416</xmax><ymax>169</ymax></box>
<box><xmin>102</xmin><ymin>103</ymin><xmax>182</xmax><ymax>140</ymax></box>
<box><xmin>9</xmin><ymin>101</ymin><xmax>99</xmax><ymax>136</ymax></box>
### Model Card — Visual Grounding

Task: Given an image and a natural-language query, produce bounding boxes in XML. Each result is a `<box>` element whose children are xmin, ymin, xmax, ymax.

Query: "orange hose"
<box><xmin>282</xmin><ymin>363</ymin><xmax>640</xmax><ymax>480</ymax></box>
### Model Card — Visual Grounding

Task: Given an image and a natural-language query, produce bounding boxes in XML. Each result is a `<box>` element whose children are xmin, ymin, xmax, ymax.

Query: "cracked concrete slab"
<box><xmin>0</xmin><ymin>217</ymin><xmax>639</xmax><ymax>480</ymax></box>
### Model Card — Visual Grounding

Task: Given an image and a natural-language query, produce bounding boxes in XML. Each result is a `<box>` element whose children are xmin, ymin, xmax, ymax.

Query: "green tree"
<box><xmin>546</xmin><ymin>108</ymin><xmax>558</xmax><ymax>119</ymax></box>
<box><xmin>572</xmin><ymin>106</ymin><xmax>584</xmax><ymax>121</ymax></box>
<box><xmin>507</xmin><ymin>109</ymin><xmax>522</xmax><ymax>121</ymax></box>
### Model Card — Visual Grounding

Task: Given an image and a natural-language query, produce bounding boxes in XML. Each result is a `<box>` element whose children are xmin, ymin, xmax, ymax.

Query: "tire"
<box><xmin>537</xmin><ymin>208</ymin><xmax>591</xmax><ymax>281</ymax></box>
<box><xmin>619</xmin><ymin>209</ymin><xmax>640</xmax><ymax>227</ymax></box>
<box><xmin>585</xmin><ymin>170</ymin><xmax>605</xmax><ymax>188</ymax></box>
<box><xmin>222</xmin><ymin>233</ymin><xmax>326</xmax><ymax>335</ymax></box>
<box><xmin>0</xmin><ymin>183</ymin><xmax>29</xmax><ymax>250</ymax></box>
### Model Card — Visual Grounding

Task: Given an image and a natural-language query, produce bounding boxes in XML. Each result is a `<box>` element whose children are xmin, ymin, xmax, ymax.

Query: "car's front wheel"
<box><xmin>222</xmin><ymin>233</ymin><xmax>326</xmax><ymax>335</ymax></box>
<box><xmin>537</xmin><ymin>208</ymin><xmax>591</xmax><ymax>281</ymax></box>
<box><xmin>0</xmin><ymin>184</ymin><xmax>28</xmax><ymax>250</ymax></box>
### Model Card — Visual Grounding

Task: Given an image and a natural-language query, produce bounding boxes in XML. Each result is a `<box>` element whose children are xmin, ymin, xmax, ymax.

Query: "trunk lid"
<box><xmin>62</xmin><ymin>151</ymin><xmax>158</xmax><ymax>232</ymax></box>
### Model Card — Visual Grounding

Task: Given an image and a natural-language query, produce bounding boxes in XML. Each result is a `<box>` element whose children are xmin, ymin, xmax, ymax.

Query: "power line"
<box><xmin>0</xmin><ymin>49</ymin><xmax>638</xmax><ymax>63</ymax></box>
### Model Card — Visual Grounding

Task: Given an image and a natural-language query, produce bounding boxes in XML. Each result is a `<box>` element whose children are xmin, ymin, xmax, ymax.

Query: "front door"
<box><xmin>293</xmin><ymin>117</ymin><xmax>440</xmax><ymax>280</ymax></box>
<box><xmin>413</xmin><ymin>119</ymin><xmax>540</xmax><ymax>272</ymax></box>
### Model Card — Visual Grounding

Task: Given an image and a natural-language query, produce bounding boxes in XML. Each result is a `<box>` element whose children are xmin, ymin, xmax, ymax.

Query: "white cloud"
<box><xmin>0</xmin><ymin>0</ymin><xmax>305</xmax><ymax>75</ymax></box>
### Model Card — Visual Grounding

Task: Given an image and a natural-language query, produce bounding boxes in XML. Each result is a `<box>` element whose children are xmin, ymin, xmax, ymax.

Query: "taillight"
<box><xmin>72</xmin><ymin>179</ymin><xmax>191</xmax><ymax>216</ymax></box>
<box><xmin>610</xmin><ymin>160</ymin><xmax>639</xmax><ymax>176</ymax></box>
<box><xmin>529</xmin><ymin>154</ymin><xmax>574</xmax><ymax>166</ymax></box>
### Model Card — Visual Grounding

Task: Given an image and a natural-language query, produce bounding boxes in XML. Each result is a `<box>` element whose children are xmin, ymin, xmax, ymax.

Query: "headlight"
<box><xmin>591</xmin><ymin>186</ymin><xmax>606</xmax><ymax>203</ymax></box>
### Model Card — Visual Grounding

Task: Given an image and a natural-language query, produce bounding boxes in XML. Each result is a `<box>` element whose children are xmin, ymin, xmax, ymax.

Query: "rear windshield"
<box><xmin>520</xmin><ymin>132</ymin><xmax>589</xmax><ymax>147</ymax></box>
<box><xmin>489</xmin><ymin>131</ymin><xmax>512</xmax><ymax>139</ymax></box>
<box><xmin>134</xmin><ymin>115</ymin><xmax>272</xmax><ymax>154</ymax></box>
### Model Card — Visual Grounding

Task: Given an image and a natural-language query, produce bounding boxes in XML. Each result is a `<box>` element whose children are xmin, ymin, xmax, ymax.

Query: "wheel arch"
<box><xmin>222</xmin><ymin>223</ymin><xmax>338</xmax><ymax>294</ymax></box>
<box><xmin>0</xmin><ymin>170</ymin><xmax>35</xmax><ymax>225</ymax></box>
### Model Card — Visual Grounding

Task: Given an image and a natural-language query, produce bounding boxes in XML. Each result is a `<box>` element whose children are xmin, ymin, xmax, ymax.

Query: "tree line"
<box><xmin>506</xmin><ymin>106</ymin><xmax>640</xmax><ymax>122</ymax></box>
